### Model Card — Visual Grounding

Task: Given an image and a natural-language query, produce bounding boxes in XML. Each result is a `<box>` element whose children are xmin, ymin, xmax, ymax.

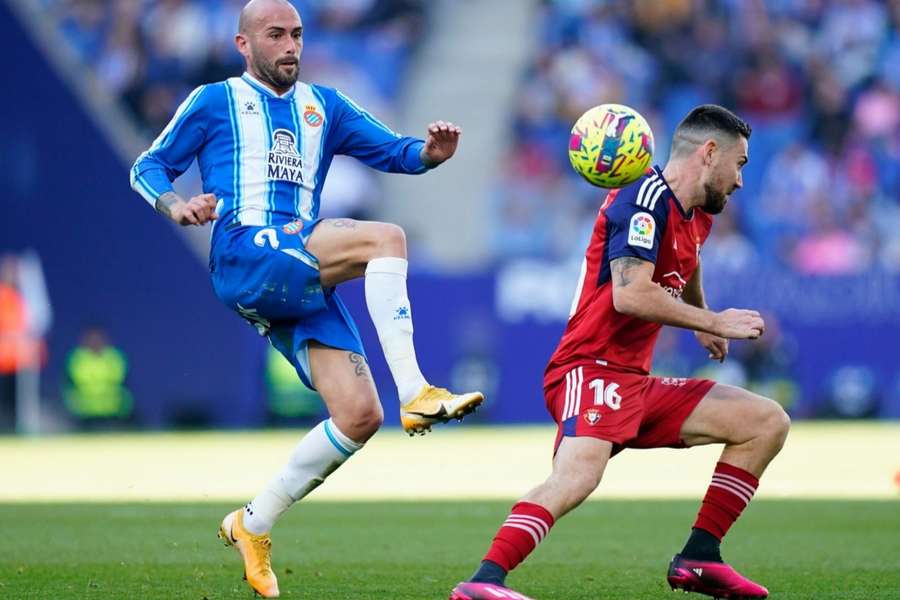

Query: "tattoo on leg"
<box><xmin>348</xmin><ymin>352</ymin><xmax>371</xmax><ymax>379</ymax></box>
<box><xmin>329</xmin><ymin>219</ymin><xmax>358</xmax><ymax>229</ymax></box>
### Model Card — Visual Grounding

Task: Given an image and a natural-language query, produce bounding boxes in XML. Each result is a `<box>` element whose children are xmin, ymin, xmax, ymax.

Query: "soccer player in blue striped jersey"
<box><xmin>129</xmin><ymin>1</ymin><xmax>483</xmax><ymax>596</ymax></box>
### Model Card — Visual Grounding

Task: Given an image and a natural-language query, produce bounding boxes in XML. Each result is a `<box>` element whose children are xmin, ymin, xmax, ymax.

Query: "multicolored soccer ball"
<box><xmin>568</xmin><ymin>103</ymin><xmax>654</xmax><ymax>188</ymax></box>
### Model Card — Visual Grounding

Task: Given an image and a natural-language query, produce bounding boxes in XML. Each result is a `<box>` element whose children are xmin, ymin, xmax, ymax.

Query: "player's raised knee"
<box><xmin>752</xmin><ymin>396</ymin><xmax>790</xmax><ymax>450</ymax></box>
<box><xmin>365</xmin><ymin>222</ymin><xmax>406</xmax><ymax>259</ymax></box>
<box><xmin>766</xmin><ymin>401</ymin><xmax>791</xmax><ymax>447</ymax></box>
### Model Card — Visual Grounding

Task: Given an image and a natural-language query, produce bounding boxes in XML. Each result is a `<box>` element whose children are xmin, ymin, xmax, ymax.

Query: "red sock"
<box><xmin>483</xmin><ymin>501</ymin><xmax>555</xmax><ymax>572</ymax></box>
<box><xmin>694</xmin><ymin>461</ymin><xmax>759</xmax><ymax>540</ymax></box>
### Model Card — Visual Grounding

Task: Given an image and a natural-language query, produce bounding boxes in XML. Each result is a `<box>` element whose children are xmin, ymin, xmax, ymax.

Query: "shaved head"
<box><xmin>235</xmin><ymin>0</ymin><xmax>303</xmax><ymax>93</ymax></box>
<box><xmin>239</xmin><ymin>0</ymin><xmax>298</xmax><ymax>34</ymax></box>
<box><xmin>666</xmin><ymin>105</ymin><xmax>751</xmax><ymax>214</ymax></box>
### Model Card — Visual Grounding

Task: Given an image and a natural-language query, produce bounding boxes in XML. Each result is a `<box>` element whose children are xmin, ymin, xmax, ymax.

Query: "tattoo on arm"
<box><xmin>348</xmin><ymin>352</ymin><xmax>371</xmax><ymax>379</ymax></box>
<box><xmin>155</xmin><ymin>192</ymin><xmax>180</xmax><ymax>219</ymax></box>
<box><xmin>610</xmin><ymin>257</ymin><xmax>646</xmax><ymax>288</ymax></box>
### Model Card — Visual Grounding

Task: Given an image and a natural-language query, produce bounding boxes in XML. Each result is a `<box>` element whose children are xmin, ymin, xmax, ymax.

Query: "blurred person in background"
<box><xmin>0</xmin><ymin>255</ymin><xmax>46</xmax><ymax>433</ymax></box>
<box><xmin>452</xmin><ymin>106</ymin><xmax>789</xmax><ymax>600</ymax></box>
<box><xmin>264</xmin><ymin>345</ymin><xmax>325</xmax><ymax>422</ymax></box>
<box><xmin>62</xmin><ymin>326</ymin><xmax>133</xmax><ymax>429</ymax></box>
<box><xmin>129</xmin><ymin>0</ymin><xmax>480</xmax><ymax>596</ymax></box>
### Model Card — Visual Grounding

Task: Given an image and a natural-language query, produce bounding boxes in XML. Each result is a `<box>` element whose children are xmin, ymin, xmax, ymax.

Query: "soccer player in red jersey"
<box><xmin>450</xmin><ymin>105</ymin><xmax>789</xmax><ymax>600</ymax></box>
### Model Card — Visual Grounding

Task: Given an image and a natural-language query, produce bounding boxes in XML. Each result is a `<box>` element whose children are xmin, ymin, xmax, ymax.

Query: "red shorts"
<box><xmin>545</xmin><ymin>363</ymin><xmax>715</xmax><ymax>455</ymax></box>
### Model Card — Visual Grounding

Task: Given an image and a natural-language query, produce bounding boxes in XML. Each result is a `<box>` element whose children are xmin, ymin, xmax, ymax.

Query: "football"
<box><xmin>568</xmin><ymin>103</ymin><xmax>655</xmax><ymax>188</ymax></box>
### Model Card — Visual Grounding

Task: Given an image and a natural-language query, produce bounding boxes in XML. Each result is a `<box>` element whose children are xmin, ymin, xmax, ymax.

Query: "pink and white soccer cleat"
<box><xmin>667</xmin><ymin>554</ymin><xmax>769</xmax><ymax>599</ymax></box>
<box><xmin>450</xmin><ymin>581</ymin><xmax>537</xmax><ymax>600</ymax></box>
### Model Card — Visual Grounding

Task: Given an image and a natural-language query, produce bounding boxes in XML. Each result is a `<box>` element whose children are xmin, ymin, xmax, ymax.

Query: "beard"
<box><xmin>253</xmin><ymin>53</ymin><xmax>299</xmax><ymax>90</ymax></box>
<box><xmin>702</xmin><ymin>182</ymin><xmax>729</xmax><ymax>214</ymax></box>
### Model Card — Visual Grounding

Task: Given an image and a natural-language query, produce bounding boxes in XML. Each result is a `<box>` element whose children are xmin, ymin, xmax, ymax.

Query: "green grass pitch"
<box><xmin>1</xmin><ymin>500</ymin><xmax>897</xmax><ymax>599</ymax></box>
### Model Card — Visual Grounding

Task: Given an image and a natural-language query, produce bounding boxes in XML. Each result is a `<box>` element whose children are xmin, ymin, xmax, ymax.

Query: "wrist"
<box><xmin>155</xmin><ymin>192</ymin><xmax>185</xmax><ymax>222</ymax></box>
<box><xmin>419</xmin><ymin>146</ymin><xmax>440</xmax><ymax>169</ymax></box>
<box><xmin>705</xmin><ymin>310</ymin><xmax>720</xmax><ymax>336</ymax></box>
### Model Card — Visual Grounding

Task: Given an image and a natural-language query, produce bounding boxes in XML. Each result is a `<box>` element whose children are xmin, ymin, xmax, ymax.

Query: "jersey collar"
<box><xmin>241</xmin><ymin>72</ymin><xmax>296</xmax><ymax>99</ymax></box>
<box><xmin>653</xmin><ymin>165</ymin><xmax>694</xmax><ymax>220</ymax></box>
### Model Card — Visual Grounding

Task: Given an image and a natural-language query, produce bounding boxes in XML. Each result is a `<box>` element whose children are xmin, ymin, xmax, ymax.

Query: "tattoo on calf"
<box><xmin>156</xmin><ymin>192</ymin><xmax>179</xmax><ymax>218</ymax></box>
<box><xmin>610</xmin><ymin>257</ymin><xmax>645</xmax><ymax>288</ymax></box>
<box><xmin>348</xmin><ymin>352</ymin><xmax>371</xmax><ymax>378</ymax></box>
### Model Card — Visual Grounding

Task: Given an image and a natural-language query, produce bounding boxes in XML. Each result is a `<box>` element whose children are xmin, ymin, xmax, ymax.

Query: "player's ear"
<box><xmin>702</xmin><ymin>139</ymin><xmax>718</xmax><ymax>166</ymax></box>
<box><xmin>235</xmin><ymin>33</ymin><xmax>250</xmax><ymax>58</ymax></box>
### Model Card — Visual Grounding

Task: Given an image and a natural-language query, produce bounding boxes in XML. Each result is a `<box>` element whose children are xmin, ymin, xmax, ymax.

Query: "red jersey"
<box><xmin>545</xmin><ymin>166</ymin><xmax>713</xmax><ymax>385</ymax></box>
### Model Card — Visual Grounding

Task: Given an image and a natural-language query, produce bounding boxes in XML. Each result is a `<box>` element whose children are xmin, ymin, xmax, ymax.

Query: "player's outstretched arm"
<box><xmin>156</xmin><ymin>191</ymin><xmax>218</xmax><ymax>226</ymax></box>
<box><xmin>610</xmin><ymin>257</ymin><xmax>764</xmax><ymax>340</ymax></box>
<box><xmin>419</xmin><ymin>121</ymin><xmax>461</xmax><ymax>168</ymax></box>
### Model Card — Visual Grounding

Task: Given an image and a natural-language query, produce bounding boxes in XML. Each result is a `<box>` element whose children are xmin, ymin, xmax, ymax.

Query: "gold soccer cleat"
<box><xmin>400</xmin><ymin>385</ymin><xmax>484</xmax><ymax>436</ymax></box>
<box><xmin>218</xmin><ymin>508</ymin><xmax>280</xmax><ymax>598</ymax></box>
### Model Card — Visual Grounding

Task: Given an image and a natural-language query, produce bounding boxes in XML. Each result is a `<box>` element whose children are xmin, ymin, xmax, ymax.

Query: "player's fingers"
<box><xmin>714</xmin><ymin>340</ymin><xmax>728</xmax><ymax>361</ymax></box>
<box><xmin>183</xmin><ymin>209</ymin><xmax>200</xmax><ymax>225</ymax></box>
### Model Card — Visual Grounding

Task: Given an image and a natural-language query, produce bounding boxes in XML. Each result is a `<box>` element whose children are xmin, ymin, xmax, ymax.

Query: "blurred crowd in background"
<box><xmin>497</xmin><ymin>0</ymin><xmax>900</xmax><ymax>274</ymax></box>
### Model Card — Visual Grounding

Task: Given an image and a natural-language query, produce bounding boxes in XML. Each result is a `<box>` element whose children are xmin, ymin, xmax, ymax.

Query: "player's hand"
<box><xmin>420</xmin><ymin>120</ymin><xmax>461</xmax><ymax>167</ymax></box>
<box><xmin>695</xmin><ymin>331</ymin><xmax>729</xmax><ymax>362</ymax></box>
<box><xmin>172</xmin><ymin>193</ymin><xmax>218</xmax><ymax>226</ymax></box>
<box><xmin>711</xmin><ymin>308</ymin><xmax>765</xmax><ymax>340</ymax></box>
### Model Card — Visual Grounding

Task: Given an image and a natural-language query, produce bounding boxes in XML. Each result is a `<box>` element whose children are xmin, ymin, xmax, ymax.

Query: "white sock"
<box><xmin>364</xmin><ymin>256</ymin><xmax>427</xmax><ymax>404</ymax></box>
<box><xmin>243</xmin><ymin>419</ymin><xmax>363</xmax><ymax>535</ymax></box>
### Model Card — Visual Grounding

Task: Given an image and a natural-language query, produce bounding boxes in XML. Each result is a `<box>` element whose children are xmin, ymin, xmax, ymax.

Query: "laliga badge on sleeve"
<box><xmin>628</xmin><ymin>211</ymin><xmax>655</xmax><ymax>249</ymax></box>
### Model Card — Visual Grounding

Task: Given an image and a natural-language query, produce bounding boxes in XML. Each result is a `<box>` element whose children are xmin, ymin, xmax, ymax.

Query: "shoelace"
<box><xmin>255</xmin><ymin>538</ymin><xmax>274</xmax><ymax>576</ymax></box>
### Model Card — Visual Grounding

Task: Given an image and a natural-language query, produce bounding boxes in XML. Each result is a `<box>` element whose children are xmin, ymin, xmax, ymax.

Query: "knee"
<box><xmin>367</xmin><ymin>222</ymin><xmax>406</xmax><ymax>258</ymax></box>
<box><xmin>759</xmin><ymin>399</ymin><xmax>791</xmax><ymax>450</ymax></box>
<box><xmin>338</xmin><ymin>396</ymin><xmax>383</xmax><ymax>443</ymax></box>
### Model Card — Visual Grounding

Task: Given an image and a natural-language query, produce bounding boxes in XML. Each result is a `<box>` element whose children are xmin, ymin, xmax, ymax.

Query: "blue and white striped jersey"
<box><xmin>130</xmin><ymin>72</ymin><xmax>429</xmax><ymax>235</ymax></box>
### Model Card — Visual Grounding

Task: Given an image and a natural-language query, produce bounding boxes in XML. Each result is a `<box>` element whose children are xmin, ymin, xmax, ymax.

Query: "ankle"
<box><xmin>471</xmin><ymin>560</ymin><xmax>507</xmax><ymax>586</ymax></box>
<box><xmin>680</xmin><ymin>528</ymin><xmax>723</xmax><ymax>563</ymax></box>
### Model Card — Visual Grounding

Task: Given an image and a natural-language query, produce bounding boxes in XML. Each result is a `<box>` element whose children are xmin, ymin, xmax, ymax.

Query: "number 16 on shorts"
<box><xmin>589</xmin><ymin>378</ymin><xmax>622</xmax><ymax>410</ymax></box>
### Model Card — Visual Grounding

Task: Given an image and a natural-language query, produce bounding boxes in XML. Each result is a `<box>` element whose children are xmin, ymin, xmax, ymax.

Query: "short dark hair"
<box><xmin>670</xmin><ymin>104</ymin><xmax>751</xmax><ymax>157</ymax></box>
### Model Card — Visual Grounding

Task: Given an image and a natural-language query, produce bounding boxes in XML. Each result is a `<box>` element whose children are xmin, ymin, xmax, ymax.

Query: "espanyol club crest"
<box><xmin>303</xmin><ymin>105</ymin><xmax>323</xmax><ymax>127</ymax></box>
<box><xmin>584</xmin><ymin>408</ymin><xmax>602</xmax><ymax>425</ymax></box>
<box><xmin>282</xmin><ymin>220</ymin><xmax>303</xmax><ymax>235</ymax></box>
